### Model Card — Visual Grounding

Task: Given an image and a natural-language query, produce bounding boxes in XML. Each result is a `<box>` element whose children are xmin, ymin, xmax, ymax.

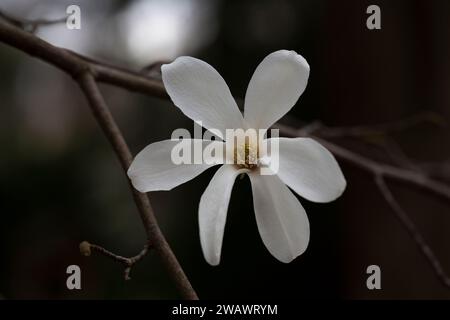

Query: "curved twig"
<box><xmin>0</xmin><ymin>10</ymin><xmax>66</xmax><ymax>33</ymax></box>
<box><xmin>314</xmin><ymin>112</ymin><xmax>446</xmax><ymax>139</ymax></box>
<box><xmin>375</xmin><ymin>176</ymin><xmax>450</xmax><ymax>288</ymax></box>
<box><xmin>80</xmin><ymin>241</ymin><xmax>151</xmax><ymax>280</ymax></box>
<box><xmin>277</xmin><ymin>123</ymin><xmax>450</xmax><ymax>203</ymax></box>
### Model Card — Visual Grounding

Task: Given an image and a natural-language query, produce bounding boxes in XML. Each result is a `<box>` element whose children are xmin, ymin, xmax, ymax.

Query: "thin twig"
<box><xmin>375</xmin><ymin>176</ymin><xmax>450</xmax><ymax>288</ymax></box>
<box><xmin>80</xmin><ymin>241</ymin><xmax>151</xmax><ymax>280</ymax></box>
<box><xmin>296</xmin><ymin>120</ymin><xmax>323</xmax><ymax>136</ymax></box>
<box><xmin>0</xmin><ymin>10</ymin><xmax>66</xmax><ymax>33</ymax></box>
<box><xmin>277</xmin><ymin>123</ymin><xmax>450</xmax><ymax>203</ymax></box>
<box><xmin>140</xmin><ymin>60</ymin><xmax>167</xmax><ymax>78</ymax></box>
<box><xmin>0</xmin><ymin>18</ymin><xmax>167</xmax><ymax>97</ymax></box>
<box><xmin>382</xmin><ymin>137</ymin><xmax>423</xmax><ymax>172</ymax></box>
<box><xmin>419</xmin><ymin>161</ymin><xmax>450</xmax><ymax>183</ymax></box>
<box><xmin>315</xmin><ymin>112</ymin><xmax>446</xmax><ymax>139</ymax></box>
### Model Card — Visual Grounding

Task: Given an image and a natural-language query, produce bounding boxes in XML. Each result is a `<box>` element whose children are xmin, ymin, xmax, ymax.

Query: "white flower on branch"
<box><xmin>128</xmin><ymin>50</ymin><xmax>346</xmax><ymax>265</ymax></box>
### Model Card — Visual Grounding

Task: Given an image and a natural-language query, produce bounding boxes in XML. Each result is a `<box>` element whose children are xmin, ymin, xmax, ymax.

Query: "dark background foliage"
<box><xmin>0</xmin><ymin>0</ymin><xmax>449</xmax><ymax>299</ymax></box>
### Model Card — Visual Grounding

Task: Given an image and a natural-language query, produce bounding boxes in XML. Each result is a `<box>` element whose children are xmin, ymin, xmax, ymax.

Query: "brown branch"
<box><xmin>0</xmin><ymin>10</ymin><xmax>66</xmax><ymax>33</ymax></box>
<box><xmin>419</xmin><ymin>161</ymin><xmax>450</xmax><ymax>183</ymax></box>
<box><xmin>0</xmin><ymin>17</ymin><xmax>197</xmax><ymax>299</ymax></box>
<box><xmin>304</xmin><ymin>114</ymin><xmax>439</xmax><ymax>173</ymax></box>
<box><xmin>277</xmin><ymin>123</ymin><xmax>450</xmax><ymax>203</ymax></box>
<box><xmin>77</xmin><ymin>50</ymin><xmax>168</xmax><ymax>98</ymax></box>
<box><xmin>314</xmin><ymin>112</ymin><xmax>446</xmax><ymax>139</ymax></box>
<box><xmin>375</xmin><ymin>176</ymin><xmax>450</xmax><ymax>288</ymax></box>
<box><xmin>77</xmin><ymin>73</ymin><xmax>198</xmax><ymax>299</ymax></box>
<box><xmin>381</xmin><ymin>137</ymin><xmax>423</xmax><ymax>171</ymax></box>
<box><xmin>0</xmin><ymin>18</ymin><xmax>167</xmax><ymax>98</ymax></box>
<box><xmin>79</xmin><ymin>241</ymin><xmax>151</xmax><ymax>280</ymax></box>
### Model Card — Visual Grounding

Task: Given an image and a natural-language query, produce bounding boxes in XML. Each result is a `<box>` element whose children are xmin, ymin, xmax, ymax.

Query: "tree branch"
<box><xmin>77</xmin><ymin>72</ymin><xmax>198</xmax><ymax>299</ymax></box>
<box><xmin>381</xmin><ymin>137</ymin><xmax>423</xmax><ymax>171</ymax></box>
<box><xmin>0</xmin><ymin>10</ymin><xmax>66</xmax><ymax>33</ymax></box>
<box><xmin>313</xmin><ymin>112</ymin><xmax>446</xmax><ymax>139</ymax></box>
<box><xmin>375</xmin><ymin>176</ymin><xmax>450</xmax><ymax>288</ymax></box>
<box><xmin>277</xmin><ymin>123</ymin><xmax>450</xmax><ymax>203</ymax></box>
<box><xmin>0</xmin><ymin>18</ymin><xmax>167</xmax><ymax>98</ymax></box>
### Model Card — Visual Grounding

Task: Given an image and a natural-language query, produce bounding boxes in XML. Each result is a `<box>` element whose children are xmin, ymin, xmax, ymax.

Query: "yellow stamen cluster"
<box><xmin>234</xmin><ymin>142</ymin><xmax>258</xmax><ymax>169</ymax></box>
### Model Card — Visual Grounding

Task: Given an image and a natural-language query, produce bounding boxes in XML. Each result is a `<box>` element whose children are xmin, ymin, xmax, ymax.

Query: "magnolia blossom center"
<box><xmin>233</xmin><ymin>140</ymin><xmax>259</xmax><ymax>169</ymax></box>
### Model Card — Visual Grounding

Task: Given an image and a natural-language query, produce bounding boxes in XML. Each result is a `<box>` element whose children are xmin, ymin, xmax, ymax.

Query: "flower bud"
<box><xmin>79</xmin><ymin>241</ymin><xmax>91</xmax><ymax>256</ymax></box>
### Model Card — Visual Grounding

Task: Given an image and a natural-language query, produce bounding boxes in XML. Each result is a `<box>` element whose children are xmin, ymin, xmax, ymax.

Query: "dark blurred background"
<box><xmin>1</xmin><ymin>0</ymin><xmax>450</xmax><ymax>299</ymax></box>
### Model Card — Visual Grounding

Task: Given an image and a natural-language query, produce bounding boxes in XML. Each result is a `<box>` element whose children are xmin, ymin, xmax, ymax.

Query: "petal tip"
<box><xmin>276</xmin><ymin>250</ymin><xmax>305</xmax><ymax>264</ymax></box>
<box><xmin>206</xmin><ymin>258</ymin><xmax>220</xmax><ymax>267</ymax></box>
<box><xmin>329</xmin><ymin>171</ymin><xmax>347</xmax><ymax>201</ymax></box>
<box><xmin>275</xmin><ymin>49</ymin><xmax>310</xmax><ymax>71</ymax></box>
<box><xmin>203</xmin><ymin>250</ymin><xmax>221</xmax><ymax>266</ymax></box>
<box><xmin>161</xmin><ymin>56</ymin><xmax>186</xmax><ymax>78</ymax></box>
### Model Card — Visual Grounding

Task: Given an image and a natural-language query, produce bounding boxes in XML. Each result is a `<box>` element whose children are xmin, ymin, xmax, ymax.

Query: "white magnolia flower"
<box><xmin>128</xmin><ymin>50</ymin><xmax>346</xmax><ymax>265</ymax></box>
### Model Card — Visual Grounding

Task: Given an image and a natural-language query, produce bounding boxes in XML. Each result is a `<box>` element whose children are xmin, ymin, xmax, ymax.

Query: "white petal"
<box><xmin>249</xmin><ymin>173</ymin><xmax>310</xmax><ymax>263</ymax></box>
<box><xmin>244</xmin><ymin>50</ymin><xmax>310</xmax><ymax>129</ymax></box>
<box><xmin>199</xmin><ymin>165</ymin><xmax>247</xmax><ymax>266</ymax></box>
<box><xmin>128</xmin><ymin>139</ymin><xmax>224</xmax><ymax>192</ymax></box>
<box><xmin>162</xmin><ymin>57</ymin><xmax>244</xmax><ymax>139</ymax></box>
<box><xmin>268</xmin><ymin>137</ymin><xmax>346</xmax><ymax>203</ymax></box>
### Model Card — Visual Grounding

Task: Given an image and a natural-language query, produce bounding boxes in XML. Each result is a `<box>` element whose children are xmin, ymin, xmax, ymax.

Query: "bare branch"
<box><xmin>0</xmin><ymin>10</ymin><xmax>66</xmax><ymax>33</ymax></box>
<box><xmin>80</xmin><ymin>241</ymin><xmax>151</xmax><ymax>280</ymax></box>
<box><xmin>381</xmin><ymin>137</ymin><xmax>423</xmax><ymax>171</ymax></box>
<box><xmin>77</xmin><ymin>73</ymin><xmax>198</xmax><ymax>299</ymax></box>
<box><xmin>419</xmin><ymin>161</ymin><xmax>450</xmax><ymax>183</ymax></box>
<box><xmin>315</xmin><ymin>112</ymin><xmax>446</xmax><ymax>139</ymax></box>
<box><xmin>140</xmin><ymin>60</ymin><xmax>167</xmax><ymax>78</ymax></box>
<box><xmin>0</xmin><ymin>19</ymin><xmax>167</xmax><ymax>98</ymax></box>
<box><xmin>295</xmin><ymin>120</ymin><xmax>323</xmax><ymax>136</ymax></box>
<box><xmin>277</xmin><ymin>123</ymin><xmax>450</xmax><ymax>203</ymax></box>
<box><xmin>375</xmin><ymin>176</ymin><xmax>450</xmax><ymax>288</ymax></box>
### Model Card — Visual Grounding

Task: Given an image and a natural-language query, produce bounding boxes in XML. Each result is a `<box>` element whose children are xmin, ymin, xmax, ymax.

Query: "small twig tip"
<box><xmin>79</xmin><ymin>241</ymin><xmax>92</xmax><ymax>256</ymax></box>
